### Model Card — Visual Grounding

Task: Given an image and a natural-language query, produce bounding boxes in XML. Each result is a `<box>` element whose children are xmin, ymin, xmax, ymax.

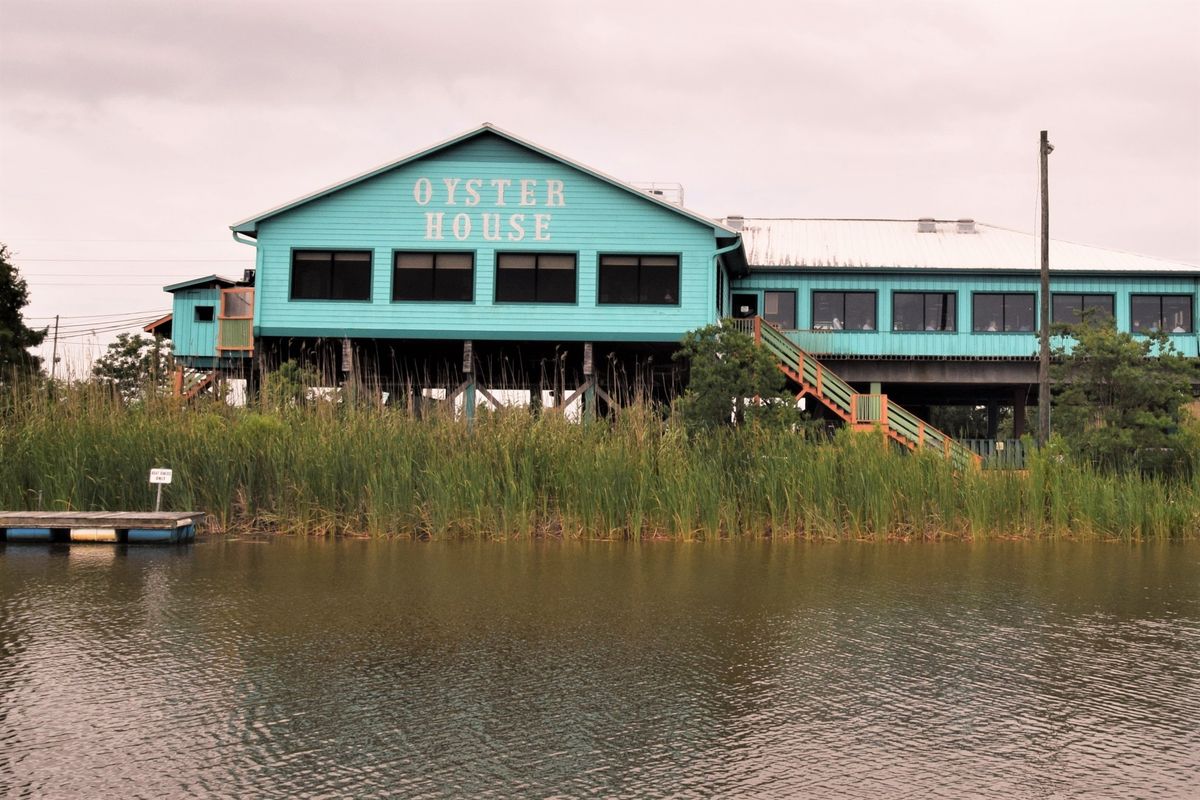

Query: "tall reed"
<box><xmin>1</xmin><ymin>381</ymin><xmax>1196</xmax><ymax>540</ymax></box>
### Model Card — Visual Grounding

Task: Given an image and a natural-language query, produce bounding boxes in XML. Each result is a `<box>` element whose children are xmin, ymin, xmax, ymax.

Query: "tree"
<box><xmin>1051</xmin><ymin>315</ymin><xmax>1198</xmax><ymax>471</ymax></box>
<box><xmin>261</xmin><ymin>360</ymin><xmax>319</xmax><ymax>408</ymax></box>
<box><xmin>673</xmin><ymin>320</ymin><xmax>793</xmax><ymax>429</ymax></box>
<box><xmin>0</xmin><ymin>243</ymin><xmax>47</xmax><ymax>381</ymax></box>
<box><xmin>91</xmin><ymin>332</ymin><xmax>174</xmax><ymax>402</ymax></box>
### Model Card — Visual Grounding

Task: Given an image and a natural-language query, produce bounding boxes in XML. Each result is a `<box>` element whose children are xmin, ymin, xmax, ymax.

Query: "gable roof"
<box><xmin>143</xmin><ymin>313</ymin><xmax>173</xmax><ymax>337</ymax></box>
<box><xmin>737</xmin><ymin>218</ymin><xmax>1200</xmax><ymax>274</ymax></box>
<box><xmin>163</xmin><ymin>274</ymin><xmax>238</xmax><ymax>293</ymax></box>
<box><xmin>231</xmin><ymin>123</ymin><xmax>739</xmax><ymax>237</ymax></box>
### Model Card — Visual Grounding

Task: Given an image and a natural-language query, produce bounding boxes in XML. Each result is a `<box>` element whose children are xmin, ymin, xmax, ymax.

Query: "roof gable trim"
<box><xmin>230</xmin><ymin>124</ymin><xmax>738</xmax><ymax>237</ymax></box>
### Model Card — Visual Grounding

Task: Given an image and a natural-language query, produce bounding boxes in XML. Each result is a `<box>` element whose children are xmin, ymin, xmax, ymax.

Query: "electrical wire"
<box><xmin>25</xmin><ymin>309</ymin><xmax>169</xmax><ymax>320</ymax></box>
<box><xmin>20</xmin><ymin>258</ymin><xmax>247</xmax><ymax>263</ymax></box>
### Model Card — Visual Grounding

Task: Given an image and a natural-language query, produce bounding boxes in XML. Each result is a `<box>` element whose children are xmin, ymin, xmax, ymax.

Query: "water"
<box><xmin>1</xmin><ymin>539</ymin><xmax>1198</xmax><ymax>798</ymax></box>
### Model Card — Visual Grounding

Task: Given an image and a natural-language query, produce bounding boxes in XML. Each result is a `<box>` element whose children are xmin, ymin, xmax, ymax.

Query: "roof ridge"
<box><xmin>231</xmin><ymin>123</ymin><xmax>736</xmax><ymax>236</ymax></box>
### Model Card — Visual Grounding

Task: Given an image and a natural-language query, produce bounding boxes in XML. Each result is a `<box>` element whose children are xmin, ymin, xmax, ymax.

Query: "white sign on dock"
<box><xmin>149</xmin><ymin>469</ymin><xmax>173</xmax><ymax>485</ymax></box>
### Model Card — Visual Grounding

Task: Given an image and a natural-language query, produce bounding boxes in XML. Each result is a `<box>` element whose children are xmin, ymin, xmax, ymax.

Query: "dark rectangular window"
<box><xmin>1052</xmin><ymin>294</ymin><xmax>1114</xmax><ymax>324</ymax></box>
<box><xmin>1131</xmin><ymin>294</ymin><xmax>1194</xmax><ymax>333</ymax></box>
<box><xmin>194</xmin><ymin>305</ymin><xmax>215</xmax><ymax>322</ymax></box>
<box><xmin>973</xmin><ymin>293</ymin><xmax>1036</xmax><ymax>332</ymax></box>
<box><xmin>813</xmin><ymin>291</ymin><xmax>875</xmax><ymax>330</ymax></box>
<box><xmin>392</xmin><ymin>252</ymin><xmax>474</xmax><ymax>302</ymax></box>
<box><xmin>892</xmin><ymin>292</ymin><xmax>956</xmax><ymax>331</ymax></box>
<box><xmin>763</xmin><ymin>291</ymin><xmax>796</xmax><ymax>329</ymax></box>
<box><xmin>598</xmin><ymin>255</ymin><xmax>680</xmax><ymax>305</ymax></box>
<box><xmin>496</xmin><ymin>253</ymin><xmax>576</xmax><ymax>303</ymax></box>
<box><xmin>290</xmin><ymin>251</ymin><xmax>372</xmax><ymax>301</ymax></box>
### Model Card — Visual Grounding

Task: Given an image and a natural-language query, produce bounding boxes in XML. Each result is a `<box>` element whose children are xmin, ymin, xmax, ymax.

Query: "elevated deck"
<box><xmin>0</xmin><ymin>511</ymin><xmax>203</xmax><ymax>544</ymax></box>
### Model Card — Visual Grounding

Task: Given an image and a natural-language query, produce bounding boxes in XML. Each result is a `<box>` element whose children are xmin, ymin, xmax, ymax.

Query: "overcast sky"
<box><xmin>2</xmin><ymin>0</ymin><xmax>1197</xmax><ymax>371</ymax></box>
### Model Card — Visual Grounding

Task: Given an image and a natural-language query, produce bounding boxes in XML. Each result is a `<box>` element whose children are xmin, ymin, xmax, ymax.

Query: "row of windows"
<box><xmin>749</xmin><ymin>290</ymin><xmax>1194</xmax><ymax>333</ymax></box>
<box><xmin>290</xmin><ymin>250</ymin><xmax>680</xmax><ymax>305</ymax></box>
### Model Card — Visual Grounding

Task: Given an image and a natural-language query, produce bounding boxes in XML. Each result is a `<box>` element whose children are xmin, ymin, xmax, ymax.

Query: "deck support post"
<box><xmin>1012</xmin><ymin>387</ymin><xmax>1027</xmax><ymax>439</ymax></box>
<box><xmin>583</xmin><ymin>343</ymin><xmax>595</xmax><ymax>423</ymax></box>
<box><xmin>462</xmin><ymin>340</ymin><xmax>475</xmax><ymax>429</ymax></box>
<box><xmin>245</xmin><ymin>357</ymin><xmax>260</xmax><ymax>405</ymax></box>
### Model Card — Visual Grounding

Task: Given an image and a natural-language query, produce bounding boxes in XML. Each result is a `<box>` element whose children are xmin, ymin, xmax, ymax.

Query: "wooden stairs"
<box><xmin>736</xmin><ymin>317</ymin><xmax>981</xmax><ymax>469</ymax></box>
<box><xmin>173</xmin><ymin>367</ymin><xmax>220</xmax><ymax>401</ymax></box>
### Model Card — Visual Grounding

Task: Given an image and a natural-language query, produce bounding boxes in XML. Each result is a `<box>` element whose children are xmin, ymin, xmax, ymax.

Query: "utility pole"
<box><xmin>1038</xmin><ymin>131</ymin><xmax>1053</xmax><ymax>447</ymax></box>
<box><xmin>49</xmin><ymin>314</ymin><xmax>60</xmax><ymax>384</ymax></box>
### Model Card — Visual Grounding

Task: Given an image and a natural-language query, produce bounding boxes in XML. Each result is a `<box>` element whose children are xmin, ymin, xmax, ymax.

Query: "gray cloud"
<box><xmin>1</xmin><ymin>0</ymin><xmax>1196</xmax><ymax>368</ymax></box>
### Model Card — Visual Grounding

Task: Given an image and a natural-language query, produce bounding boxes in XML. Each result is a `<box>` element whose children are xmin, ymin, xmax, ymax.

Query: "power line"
<box><xmin>8</xmin><ymin>238</ymin><xmax>236</xmax><ymax>243</ymax></box>
<box><xmin>20</xmin><ymin>258</ymin><xmax>248</xmax><ymax>263</ymax></box>
<box><xmin>25</xmin><ymin>309</ymin><xmax>169</xmax><ymax>320</ymax></box>
<box><xmin>21</xmin><ymin>272</ymin><xmax>226</xmax><ymax>277</ymax></box>
<box><xmin>55</xmin><ymin>319</ymin><xmax>165</xmax><ymax>333</ymax></box>
<box><xmin>28</xmin><ymin>282</ymin><xmax>185</xmax><ymax>286</ymax></box>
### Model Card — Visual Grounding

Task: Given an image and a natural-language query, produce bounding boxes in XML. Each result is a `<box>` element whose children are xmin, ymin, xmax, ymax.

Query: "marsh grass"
<box><xmin>1</xmin><ymin>381</ymin><xmax>1196</xmax><ymax>540</ymax></box>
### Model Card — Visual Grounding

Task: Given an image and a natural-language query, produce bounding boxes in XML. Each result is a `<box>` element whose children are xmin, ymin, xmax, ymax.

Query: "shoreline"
<box><xmin>5</xmin><ymin>387</ymin><xmax>1195</xmax><ymax>542</ymax></box>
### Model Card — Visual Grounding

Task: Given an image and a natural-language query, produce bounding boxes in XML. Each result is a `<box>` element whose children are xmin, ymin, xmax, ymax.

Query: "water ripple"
<box><xmin>1</xmin><ymin>540</ymin><xmax>1197</xmax><ymax>798</ymax></box>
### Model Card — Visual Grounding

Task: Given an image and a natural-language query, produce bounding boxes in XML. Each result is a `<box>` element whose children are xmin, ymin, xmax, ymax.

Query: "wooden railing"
<box><xmin>735</xmin><ymin>317</ymin><xmax>980</xmax><ymax>469</ymax></box>
<box><xmin>962</xmin><ymin>438</ymin><xmax>1027</xmax><ymax>469</ymax></box>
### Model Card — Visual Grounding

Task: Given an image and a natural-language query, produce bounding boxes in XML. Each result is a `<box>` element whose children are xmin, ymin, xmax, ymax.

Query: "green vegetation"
<box><xmin>1052</xmin><ymin>317</ymin><xmax>1199</xmax><ymax>473</ymax></box>
<box><xmin>2</xmin><ymin>379</ymin><xmax>1197</xmax><ymax>541</ymax></box>
<box><xmin>674</xmin><ymin>320</ymin><xmax>794</xmax><ymax>429</ymax></box>
<box><xmin>0</xmin><ymin>243</ymin><xmax>46</xmax><ymax>382</ymax></box>
<box><xmin>91</xmin><ymin>333</ymin><xmax>174</xmax><ymax>402</ymax></box>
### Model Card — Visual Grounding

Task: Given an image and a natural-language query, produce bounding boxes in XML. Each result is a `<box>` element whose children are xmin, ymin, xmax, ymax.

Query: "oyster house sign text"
<box><xmin>412</xmin><ymin>177</ymin><xmax>566</xmax><ymax>242</ymax></box>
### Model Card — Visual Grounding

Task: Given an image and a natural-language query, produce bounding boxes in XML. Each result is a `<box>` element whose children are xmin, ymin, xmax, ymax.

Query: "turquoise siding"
<box><xmin>170</xmin><ymin>289</ymin><xmax>221</xmax><ymax>358</ymax></box>
<box><xmin>731</xmin><ymin>271</ymin><xmax>1199</xmax><ymax>358</ymax></box>
<box><xmin>252</xmin><ymin>134</ymin><xmax>724</xmax><ymax>342</ymax></box>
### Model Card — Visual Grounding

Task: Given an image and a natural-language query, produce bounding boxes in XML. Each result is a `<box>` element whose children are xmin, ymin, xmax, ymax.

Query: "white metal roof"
<box><xmin>736</xmin><ymin>218</ymin><xmax>1199</xmax><ymax>273</ymax></box>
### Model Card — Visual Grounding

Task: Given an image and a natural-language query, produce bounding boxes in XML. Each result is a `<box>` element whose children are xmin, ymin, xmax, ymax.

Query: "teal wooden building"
<box><xmin>158</xmin><ymin>124</ymin><xmax>1198</xmax><ymax>434</ymax></box>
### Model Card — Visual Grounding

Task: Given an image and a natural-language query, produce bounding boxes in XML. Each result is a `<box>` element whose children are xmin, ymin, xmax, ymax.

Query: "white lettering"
<box><xmin>482</xmin><ymin>213</ymin><xmax>502</xmax><ymax>241</ymax></box>
<box><xmin>412</xmin><ymin>178</ymin><xmax>564</xmax><ymax>239</ymax></box>
<box><xmin>424</xmin><ymin>211</ymin><xmax>445</xmax><ymax>240</ymax></box>
<box><xmin>507</xmin><ymin>213</ymin><xmax>526</xmax><ymax>241</ymax></box>
<box><xmin>464</xmin><ymin>178</ymin><xmax>481</xmax><ymax>207</ymax></box>
<box><xmin>491</xmin><ymin>178</ymin><xmax>511</xmax><ymax>206</ymax></box>
<box><xmin>534</xmin><ymin>213</ymin><xmax>552</xmax><ymax>241</ymax></box>
<box><xmin>452</xmin><ymin>213</ymin><xmax>472</xmax><ymax>240</ymax></box>
<box><xmin>519</xmin><ymin>179</ymin><xmax>537</xmax><ymax>207</ymax></box>
<box><xmin>413</xmin><ymin>177</ymin><xmax>433</xmax><ymax>206</ymax></box>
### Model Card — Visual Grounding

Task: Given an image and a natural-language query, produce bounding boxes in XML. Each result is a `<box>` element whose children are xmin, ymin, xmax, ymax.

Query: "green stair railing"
<box><xmin>734</xmin><ymin>317</ymin><xmax>980</xmax><ymax>469</ymax></box>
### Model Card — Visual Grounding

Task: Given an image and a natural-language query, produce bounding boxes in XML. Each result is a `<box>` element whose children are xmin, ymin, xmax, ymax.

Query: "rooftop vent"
<box><xmin>917</xmin><ymin>218</ymin><xmax>937</xmax><ymax>233</ymax></box>
<box><xmin>956</xmin><ymin>218</ymin><xmax>977</xmax><ymax>234</ymax></box>
<box><xmin>725</xmin><ymin>215</ymin><xmax>745</xmax><ymax>231</ymax></box>
<box><xmin>632</xmin><ymin>181</ymin><xmax>685</xmax><ymax>207</ymax></box>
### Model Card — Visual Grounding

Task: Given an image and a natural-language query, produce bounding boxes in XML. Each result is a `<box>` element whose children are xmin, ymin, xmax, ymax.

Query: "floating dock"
<box><xmin>0</xmin><ymin>511</ymin><xmax>203</xmax><ymax>544</ymax></box>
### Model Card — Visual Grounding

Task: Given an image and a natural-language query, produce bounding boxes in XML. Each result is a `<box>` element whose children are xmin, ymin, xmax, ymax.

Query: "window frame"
<box><xmin>1130</xmin><ymin>293</ymin><xmax>1195</xmax><ymax>334</ymax></box>
<box><xmin>194</xmin><ymin>305</ymin><xmax>215</xmax><ymax>322</ymax></box>
<box><xmin>288</xmin><ymin>249</ymin><xmax>374</xmax><ymax>302</ymax></box>
<box><xmin>811</xmin><ymin>290</ymin><xmax>877</xmax><ymax>331</ymax></box>
<box><xmin>596</xmin><ymin>253</ymin><xmax>682</xmax><ymax>306</ymax></box>
<box><xmin>1051</xmin><ymin>293</ymin><xmax>1115</xmax><ymax>325</ymax></box>
<box><xmin>763</xmin><ymin>290</ymin><xmax>797</xmax><ymax>330</ymax></box>
<box><xmin>493</xmin><ymin>251</ymin><xmax>579</xmax><ymax>304</ymax></box>
<box><xmin>891</xmin><ymin>291</ymin><xmax>957</xmax><ymax>332</ymax></box>
<box><xmin>390</xmin><ymin>250</ymin><xmax>476</xmax><ymax>303</ymax></box>
<box><xmin>971</xmin><ymin>292</ymin><xmax>1037</xmax><ymax>333</ymax></box>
